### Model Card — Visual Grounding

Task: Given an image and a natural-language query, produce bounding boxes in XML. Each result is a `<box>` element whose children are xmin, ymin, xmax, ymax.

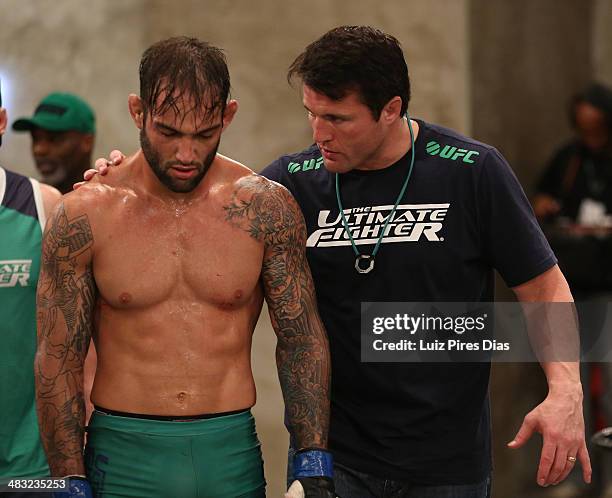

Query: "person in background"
<box><xmin>534</xmin><ymin>83</ymin><xmax>612</xmax><ymax>225</ymax></box>
<box><xmin>13</xmin><ymin>91</ymin><xmax>98</xmax><ymax>425</ymax></box>
<box><xmin>0</xmin><ymin>83</ymin><xmax>61</xmax><ymax>496</ymax></box>
<box><xmin>12</xmin><ymin>92</ymin><xmax>95</xmax><ymax>195</ymax></box>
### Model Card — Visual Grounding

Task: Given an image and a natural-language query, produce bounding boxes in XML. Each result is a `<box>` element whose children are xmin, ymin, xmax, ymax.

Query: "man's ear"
<box><xmin>128</xmin><ymin>94</ymin><xmax>145</xmax><ymax>129</ymax></box>
<box><xmin>380</xmin><ymin>96</ymin><xmax>404</xmax><ymax>124</ymax></box>
<box><xmin>0</xmin><ymin>108</ymin><xmax>7</xmax><ymax>136</ymax></box>
<box><xmin>221</xmin><ymin>100</ymin><xmax>238</xmax><ymax>131</ymax></box>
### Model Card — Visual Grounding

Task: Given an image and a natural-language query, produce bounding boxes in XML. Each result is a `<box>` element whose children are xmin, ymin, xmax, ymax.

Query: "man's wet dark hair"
<box><xmin>140</xmin><ymin>37</ymin><xmax>230</xmax><ymax>121</ymax></box>
<box><xmin>288</xmin><ymin>26</ymin><xmax>410</xmax><ymax>120</ymax></box>
<box><xmin>569</xmin><ymin>82</ymin><xmax>612</xmax><ymax>131</ymax></box>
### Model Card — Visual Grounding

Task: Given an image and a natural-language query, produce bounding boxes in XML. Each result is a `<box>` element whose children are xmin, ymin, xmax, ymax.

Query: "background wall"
<box><xmin>470</xmin><ymin>0</ymin><xmax>593</xmax><ymax>190</ymax></box>
<box><xmin>1</xmin><ymin>1</ymin><xmax>610</xmax><ymax>496</ymax></box>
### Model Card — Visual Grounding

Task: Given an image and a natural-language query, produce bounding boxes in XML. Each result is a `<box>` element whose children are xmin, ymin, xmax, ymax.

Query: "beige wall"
<box><xmin>1</xmin><ymin>1</ymin><xmax>605</xmax><ymax>496</ymax></box>
<box><xmin>470</xmin><ymin>0</ymin><xmax>594</xmax><ymax>191</ymax></box>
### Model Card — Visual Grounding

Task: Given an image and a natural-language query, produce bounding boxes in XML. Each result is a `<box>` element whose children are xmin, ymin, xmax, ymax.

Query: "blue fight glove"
<box><xmin>54</xmin><ymin>476</ymin><xmax>93</xmax><ymax>498</ymax></box>
<box><xmin>292</xmin><ymin>448</ymin><xmax>336</xmax><ymax>498</ymax></box>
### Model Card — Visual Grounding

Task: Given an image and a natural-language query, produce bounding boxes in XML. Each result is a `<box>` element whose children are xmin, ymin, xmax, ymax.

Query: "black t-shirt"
<box><xmin>537</xmin><ymin>141</ymin><xmax>612</xmax><ymax>220</ymax></box>
<box><xmin>261</xmin><ymin>119</ymin><xmax>557</xmax><ymax>484</ymax></box>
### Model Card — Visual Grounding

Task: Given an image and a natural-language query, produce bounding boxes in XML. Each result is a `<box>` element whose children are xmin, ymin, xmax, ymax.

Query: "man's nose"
<box><xmin>32</xmin><ymin>138</ymin><xmax>49</xmax><ymax>156</ymax></box>
<box><xmin>175</xmin><ymin>138</ymin><xmax>198</xmax><ymax>164</ymax></box>
<box><xmin>311</xmin><ymin>117</ymin><xmax>332</xmax><ymax>144</ymax></box>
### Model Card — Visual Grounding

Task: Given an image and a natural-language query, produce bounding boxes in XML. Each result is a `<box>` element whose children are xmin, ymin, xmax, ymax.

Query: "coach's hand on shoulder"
<box><xmin>73</xmin><ymin>149</ymin><xmax>126</xmax><ymax>190</ymax></box>
<box><xmin>286</xmin><ymin>449</ymin><xmax>337</xmax><ymax>498</ymax></box>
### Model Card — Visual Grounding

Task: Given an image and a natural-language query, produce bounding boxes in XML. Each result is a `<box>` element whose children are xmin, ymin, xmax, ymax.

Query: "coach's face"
<box><xmin>303</xmin><ymin>84</ymin><xmax>397</xmax><ymax>173</ymax></box>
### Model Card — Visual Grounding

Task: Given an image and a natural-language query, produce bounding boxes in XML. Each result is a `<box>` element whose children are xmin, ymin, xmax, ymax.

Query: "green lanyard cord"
<box><xmin>335</xmin><ymin>115</ymin><xmax>416</xmax><ymax>259</ymax></box>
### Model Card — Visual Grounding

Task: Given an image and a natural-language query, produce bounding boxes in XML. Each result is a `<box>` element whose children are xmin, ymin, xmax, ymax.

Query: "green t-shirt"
<box><xmin>0</xmin><ymin>166</ymin><xmax>49</xmax><ymax>481</ymax></box>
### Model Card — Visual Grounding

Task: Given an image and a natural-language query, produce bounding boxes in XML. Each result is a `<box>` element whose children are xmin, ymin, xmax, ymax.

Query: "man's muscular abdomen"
<box><xmin>91</xmin><ymin>299</ymin><xmax>261</xmax><ymax>415</ymax></box>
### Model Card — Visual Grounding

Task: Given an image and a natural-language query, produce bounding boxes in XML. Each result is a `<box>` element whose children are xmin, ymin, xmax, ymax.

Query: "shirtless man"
<box><xmin>34</xmin><ymin>37</ymin><xmax>334</xmax><ymax>498</ymax></box>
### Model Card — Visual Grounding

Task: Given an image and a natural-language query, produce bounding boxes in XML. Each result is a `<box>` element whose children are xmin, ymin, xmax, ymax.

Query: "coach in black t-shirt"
<box><xmin>262</xmin><ymin>26</ymin><xmax>590</xmax><ymax>498</ymax></box>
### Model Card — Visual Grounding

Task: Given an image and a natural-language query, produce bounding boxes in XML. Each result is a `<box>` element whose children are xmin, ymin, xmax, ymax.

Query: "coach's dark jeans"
<box><xmin>333</xmin><ymin>462</ymin><xmax>491</xmax><ymax>498</ymax></box>
<box><xmin>287</xmin><ymin>447</ymin><xmax>491</xmax><ymax>498</ymax></box>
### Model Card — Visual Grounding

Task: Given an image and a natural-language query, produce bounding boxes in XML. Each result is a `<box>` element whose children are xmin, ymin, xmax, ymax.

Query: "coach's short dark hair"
<box><xmin>140</xmin><ymin>36</ymin><xmax>230</xmax><ymax>121</ymax></box>
<box><xmin>288</xmin><ymin>26</ymin><xmax>410</xmax><ymax>119</ymax></box>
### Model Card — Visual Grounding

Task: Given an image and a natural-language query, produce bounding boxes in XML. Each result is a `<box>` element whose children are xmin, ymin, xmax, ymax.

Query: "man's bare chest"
<box><xmin>91</xmin><ymin>202</ymin><xmax>264</xmax><ymax>309</ymax></box>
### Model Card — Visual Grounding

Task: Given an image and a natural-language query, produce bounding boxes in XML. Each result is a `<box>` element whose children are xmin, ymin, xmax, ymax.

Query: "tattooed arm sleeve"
<box><xmin>225</xmin><ymin>177</ymin><xmax>331</xmax><ymax>449</ymax></box>
<box><xmin>34</xmin><ymin>200</ymin><xmax>97</xmax><ymax>476</ymax></box>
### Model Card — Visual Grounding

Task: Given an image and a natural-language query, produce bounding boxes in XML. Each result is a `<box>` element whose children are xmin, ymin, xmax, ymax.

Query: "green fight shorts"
<box><xmin>84</xmin><ymin>408</ymin><xmax>265</xmax><ymax>498</ymax></box>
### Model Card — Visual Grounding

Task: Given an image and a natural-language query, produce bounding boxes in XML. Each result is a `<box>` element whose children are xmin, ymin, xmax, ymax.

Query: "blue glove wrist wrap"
<box><xmin>54</xmin><ymin>477</ymin><xmax>93</xmax><ymax>498</ymax></box>
<box><xmin>293</xmin><ymin>449</ymin><xmax>333</xmax><ymax>478</ymax></box>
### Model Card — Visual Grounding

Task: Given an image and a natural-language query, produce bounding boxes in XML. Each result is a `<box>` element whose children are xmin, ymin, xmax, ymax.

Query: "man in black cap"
<box><xmin>13</xmin><ymin>93</ymin><xmax>95</xmax><ymax>194</ymax></box>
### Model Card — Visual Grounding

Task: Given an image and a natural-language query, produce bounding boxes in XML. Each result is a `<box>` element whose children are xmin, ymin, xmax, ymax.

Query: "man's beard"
<box><xmin>140</xmin><ymin>128</ymin><xmax>219</xmax><ymax>193</ymax></box>
<box><xmin>39</xmin><ymin>166</ymin><xmax>68</xmax><ymax>189</ymax></box>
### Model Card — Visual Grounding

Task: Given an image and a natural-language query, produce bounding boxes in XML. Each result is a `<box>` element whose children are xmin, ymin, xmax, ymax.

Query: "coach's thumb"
<box><xmin>508</xmin><ymin>416</ymin><xmax>536</xmax><ymax>449</ymax></box>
